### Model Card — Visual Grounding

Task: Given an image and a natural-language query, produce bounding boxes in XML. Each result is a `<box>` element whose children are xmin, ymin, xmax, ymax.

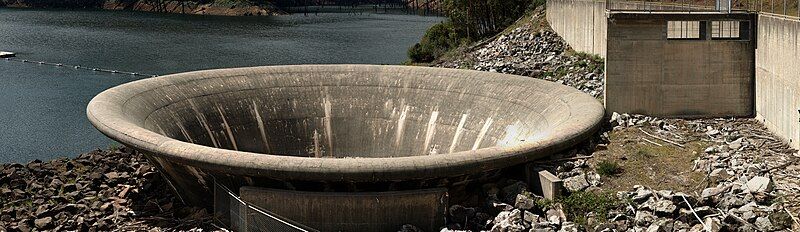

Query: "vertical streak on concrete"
<box><xmin>473</xmin><ymin>118</ymin><xmax>494</xmax><ymax>150</ymax></box>
<box><xmin>156</xmin><ymin>124</ymin><xmax>166</xmax><ymax>136</ymax></box>
<box><xmin>217</xmin><ymin>105</ymin><xmax>238</xmax><ymax>151</ymax></box>
<box><xmin>176</xmin><ymin>122</ymin><xmax>193</xmax><ymax>144</ymax></box>
<box><xmin>449</xmin><ymin>113</ymin><xmax>469</xmax><ymax>154</ymax></box>
<box><xmin>313</xmin><ymin>129</ymin><xmax>321</xmax><ymax>158</ymax></box>
<box><xmin>395</xmin><ymin>105</ymin><xmax>411</xmax><ymax>148</ymax></box>
<box><xmin>252</xmin><ymin>101</ymin><xmax>271</xmax><ymax>154</ymax></box>
<box><xmin>189</xmin><ymin>100</ymin><xmax>219</xmax><ymax>148</ymax></box>
<box><xmin>422</xmin><ymin>110</ymin><xmax>439</xmax><ymax>155</ymax></box>
<box><xmin>323</xmin><ymin>97</ymin><xmax>334</xmax><ymax>157</ymax></box>
<box><xmin>169</xmin><ymin>113</ymin><xmax>194</xmax><ymax>144</ymax></box>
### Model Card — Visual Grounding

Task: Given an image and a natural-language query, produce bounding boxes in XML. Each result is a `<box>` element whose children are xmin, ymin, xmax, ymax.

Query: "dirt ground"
<box><xmin>590</xmin><ymin>127</ymin><xmax>710</xmax><ymax>194</ymax></box>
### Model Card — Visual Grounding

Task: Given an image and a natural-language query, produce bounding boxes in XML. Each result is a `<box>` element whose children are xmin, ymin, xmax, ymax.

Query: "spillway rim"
<box><xmin>87</xmin><ymin>64</ymin><xmax>604</xmax><ymax>181</ymax></box>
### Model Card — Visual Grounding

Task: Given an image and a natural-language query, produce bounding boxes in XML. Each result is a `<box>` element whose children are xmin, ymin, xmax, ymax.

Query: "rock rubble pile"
<box><xmin>429</xmin><ymin>6</ymin><xmax>799</xmax><ymax>229</ymax></box>
<box><xmin>0</xmin><ymin>148</ymin><xmax>215</xmax><ymax>231</ymax></box>
<box><xmin>399</xmin><ymin>114</ymin><xmax>799</xmax><ymax>232</ymax></box>
<box><xmin>608</xmin><ymin>113</ymin><xmax>800</xmax><ymax>231</ymax></box>
<box><xmin>435</xmin><ymin>13</ymin><xmax>605</xmax><ymax>99</ymax></box>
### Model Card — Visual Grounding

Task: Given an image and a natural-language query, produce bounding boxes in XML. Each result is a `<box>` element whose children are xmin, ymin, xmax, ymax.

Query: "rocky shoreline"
<box><xmin>0</xmin><ymin>148</ymin><xmax>216</xmax><ymax>231</ymax></box>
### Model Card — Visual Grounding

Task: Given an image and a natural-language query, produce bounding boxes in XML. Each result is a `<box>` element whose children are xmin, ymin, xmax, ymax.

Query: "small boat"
<box><xmin>0</xmin><ymin>52</ymin><xmax>15</xmax><ymax>58</ymax></box>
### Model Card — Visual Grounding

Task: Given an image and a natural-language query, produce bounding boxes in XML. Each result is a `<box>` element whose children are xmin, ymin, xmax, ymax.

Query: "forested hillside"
<box><xmin>408</xmin><ymin>0</ymin><xmax>541</xmax><ymax>63</ymax></box>
<box><xmin>0</xmin><ymin>0</ymin><xmax>281</xmax><ymax>16</ymax></box>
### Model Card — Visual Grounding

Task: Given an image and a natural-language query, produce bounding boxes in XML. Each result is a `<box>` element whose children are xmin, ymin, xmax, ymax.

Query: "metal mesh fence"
<box><xmin>213</xmin><ymin>181</ymin><xmax>318</xmax><ymax>232</ymax></box>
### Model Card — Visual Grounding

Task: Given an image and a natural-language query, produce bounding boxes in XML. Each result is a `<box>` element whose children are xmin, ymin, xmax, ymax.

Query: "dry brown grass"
<box><xmin>589</xmin><ymin>127</ymin><xmax>710</xmax><ymax>195</ymax></box>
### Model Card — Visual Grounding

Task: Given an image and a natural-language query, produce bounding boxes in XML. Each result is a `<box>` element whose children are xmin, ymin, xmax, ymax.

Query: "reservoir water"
<box><xmin>0</xmin><ymin>8</ymin><xmax>441</xmax><ymax>163</ymax></box>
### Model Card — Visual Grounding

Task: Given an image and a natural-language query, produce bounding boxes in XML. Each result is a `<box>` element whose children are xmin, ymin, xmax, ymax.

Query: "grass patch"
<box><xmin>108</xmin><ymin>143</ymin><xmax>122</xmax><ymax>151</ymax></box>
<box><xmin>559</xmin><ymin>191</ymin><xmax>622</xmax><ymax>227</ymax></box>
<box><xmin>570</xmin><ymin>51</ymin><xmax>604</xmax><ymax>63</ymax></box>
<box><xmin>566</xmin><ymin>50</ymin><xmax>605</xmax><ymax>72</ymax></box>
<box><xmin>591</xmin><ymin>127</ymin><xmax>708</xmax><ymax>193</ymax></box>
<box><xmin>595</xmin><ymin>160</ymin><xmax>623</xmax><ymax>177</ymax></box>
<box><xmin>634</xmin><ymin>148</ymin><xmax>654</xmax><ymax>158</ymax></box>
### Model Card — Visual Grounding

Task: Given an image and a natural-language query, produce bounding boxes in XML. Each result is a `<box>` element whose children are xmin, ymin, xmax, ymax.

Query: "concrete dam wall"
<box><xmin>546</xmin><ymin>0</ymin><xmax>698</xmax><ymax>58</ymax></box>
<box><xmin>605</xmin><ymin>12</ymin><xmax>756</xmax><ymax>117</ymax></box>
<box><xmin>546</xmin><ymin>0</ymin><xmax>607</xmax><ymax>57</ymax></box>
<box><xmin>755</xmin><ymin>14</ymin><xmax>800</xmax><ymax>148</ymax></box>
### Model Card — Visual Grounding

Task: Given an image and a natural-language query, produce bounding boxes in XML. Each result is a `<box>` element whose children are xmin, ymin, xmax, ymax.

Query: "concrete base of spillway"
<box><xmin>233</xmin><ymin>187</ymin><xmax>448</xmax><ymax>231</ymax></box>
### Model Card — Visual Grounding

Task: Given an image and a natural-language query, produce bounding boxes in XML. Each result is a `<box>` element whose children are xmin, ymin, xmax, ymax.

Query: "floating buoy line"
<box><xmin>3</xmin><ymin>57</ymin><xmax>158</xmax><ymax>78</ymax></box>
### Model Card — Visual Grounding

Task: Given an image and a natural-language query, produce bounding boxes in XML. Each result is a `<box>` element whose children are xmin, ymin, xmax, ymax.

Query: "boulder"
<box><xmin>33</xmin><ymin>217</ymin><xmax>52</xmax><ymax>229</ymax></box>
<box><xmin>703</xmin><ymin>217</ymin><xmax>721</xmax><ymax>232</ymax></box>
<box><xmin>558</xmin><ymin>222</ymin><xmax>578</xmax><ymax>232</ymax></box>
<box><xmin>653</xmin><ymin>200</ymin><xmax>677</xmax><ymax>216</ymax></box>
<box><xmin>562</xmin><ymin>174</ymin><xmax>589</xmax><ymax>192</ymax></box>
<box><xmin>754</xmin><ymin>216</ymin><xmax>774</xmax><ymax>231</ymax></box>
<box><xmin>515</xmin><ymin>194</ymin><xmax>536</xmax><ymax>210</ymax></box>
<box><xmin>745</xmin><ymin>176</ymin><xmax>773</xmax><ymax>193</ymax></box>
<box><xmin>634</xmin><ymin>211</ymin><xmax>655</xmax><ymax>226</ymax></box>
<box><xmin>491</xmin><ymin>209</ymin><xmax>526</xmax><ymax>232</ymax></box>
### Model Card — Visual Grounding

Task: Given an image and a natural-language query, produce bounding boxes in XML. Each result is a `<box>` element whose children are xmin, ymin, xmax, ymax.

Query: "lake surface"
<box><xmin>0</xmin><ymin>8</ymin><xmax>441</xmax><ymax>163</ymax></box>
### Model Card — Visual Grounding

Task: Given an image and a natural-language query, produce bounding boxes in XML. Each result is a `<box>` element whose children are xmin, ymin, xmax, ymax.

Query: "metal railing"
<box><xmin>605</xmin><ymin>0</ymin><xmax>800</xmax><ymax>17</ymax></box>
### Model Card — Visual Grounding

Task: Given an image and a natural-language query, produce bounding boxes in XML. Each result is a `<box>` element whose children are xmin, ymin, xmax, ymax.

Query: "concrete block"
<box><xmin>525</xmin><ymin>163</ymin><xmax>545</xmax><ymax>195</ymax></box>
<box><xmin>538</xmin><ymin>170</ymin><xmax>563</xmax><ymax>200</ymax></box>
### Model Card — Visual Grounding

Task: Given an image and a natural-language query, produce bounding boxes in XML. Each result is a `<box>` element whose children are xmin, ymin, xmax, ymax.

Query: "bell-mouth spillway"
<box><xmin>87</xmin><ymin>64</ymin><xmax>604</xmax><ymax>206</ymax></box>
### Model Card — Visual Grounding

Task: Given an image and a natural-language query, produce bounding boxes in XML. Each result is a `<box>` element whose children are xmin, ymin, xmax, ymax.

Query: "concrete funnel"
<box><xmin>87</xmin><ymin>65</ymin><xmax>604</xmax><ymax>206</ymax></box>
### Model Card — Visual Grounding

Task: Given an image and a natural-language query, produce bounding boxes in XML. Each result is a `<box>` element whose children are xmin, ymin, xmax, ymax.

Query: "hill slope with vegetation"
<box><xmin>407</xmin><ymin>0</ymin><xmax>543</xmax><ymax>63</ymax></box>
<box><xmin>0</xmin><ymin>0</ymin><xmax>282</xmax><ymax>16</ymax></box>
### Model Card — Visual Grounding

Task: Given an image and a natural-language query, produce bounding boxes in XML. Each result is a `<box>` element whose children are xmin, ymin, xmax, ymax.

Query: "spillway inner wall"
<box><xmin>121</xmin><ymin>66</ymin><xmax>574</xmax><ymax>158</ymax></box>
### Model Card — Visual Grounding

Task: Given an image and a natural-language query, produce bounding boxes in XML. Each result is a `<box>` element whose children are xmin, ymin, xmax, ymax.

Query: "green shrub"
<box><xmin>408</xmin><ymin>0</ymin><xmax>539</xmax><ymax>62</ymax></box>
<box><xmin>596</xmin><ymin>160</ymin><xmax>623</xmax><ymax>176</ymax></box>
<box><xmin>635</xmin><ymin>148</ymin><xmax>653</xmax><ymax>158</ymax></box>
<box><xmin>559</xmin><ymin>191</ymin><xmax>621</xmax><ymax>227</ymax></box>
<box><xmin>407</xmin><ymin>21</ymin><xmax>460</xmax><ymax>63</ymax></box>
